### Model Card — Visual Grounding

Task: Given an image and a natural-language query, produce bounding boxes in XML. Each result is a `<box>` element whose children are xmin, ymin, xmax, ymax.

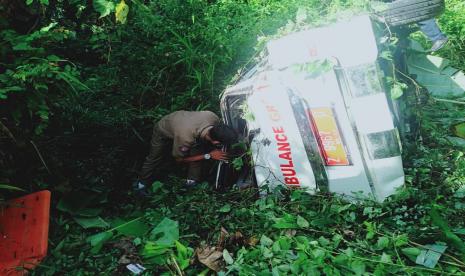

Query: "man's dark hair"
<box><xmin>210</xmin><ymin>124</ymin><xmax>238</xmax><ymax>146</ymax></box>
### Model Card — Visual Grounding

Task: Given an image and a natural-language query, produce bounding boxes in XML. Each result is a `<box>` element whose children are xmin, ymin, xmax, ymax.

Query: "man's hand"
<box><xmin>209</xmin><ymin>149</ymin><xmax>228</xmax><ymax>161</ymax></box>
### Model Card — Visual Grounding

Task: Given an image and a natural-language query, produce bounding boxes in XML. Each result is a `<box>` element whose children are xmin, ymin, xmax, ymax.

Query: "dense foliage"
<box><xmin>1</xmin><ymin>0</ymin><xmax>465</xmax><ymax>275</ymax></box>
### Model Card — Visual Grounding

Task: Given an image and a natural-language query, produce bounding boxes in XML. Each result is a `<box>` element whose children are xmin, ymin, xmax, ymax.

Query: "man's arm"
<box><xmin>175</xmin><ymin>149</ymin><xmax>228</xmax><ymax>163</ymax></box>
<box><xmin>175</xmin><ymin>154</ymin><xmax>205</xmax><ymax>163</ymax></box>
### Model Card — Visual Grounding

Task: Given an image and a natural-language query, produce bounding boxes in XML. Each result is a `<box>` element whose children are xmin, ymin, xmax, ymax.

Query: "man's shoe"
<box><xmin>430</xmin><ymin>38</ymin><xmax>448</xmax><ymax>52</ymax></box>
<box><xmin>132</xmin><ymin>181</ymin><xmax>150</xmax><ymax>197</ymax></box>
<box><xmin>184</xmin><ymin>179</ymin><xmax>198</xmax><ymax>188</ymax></box>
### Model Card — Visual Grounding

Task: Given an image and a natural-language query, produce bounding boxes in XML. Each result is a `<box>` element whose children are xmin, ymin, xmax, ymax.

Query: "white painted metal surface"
<box><xmin>267</xmin><ymin>15</ymin><xmax>378</xmax><ymax>68</ymax></box>
<box><xmin>219</xmin><ymin>15</ymin><xmax>405</xmax><ymax>202</ymax></box>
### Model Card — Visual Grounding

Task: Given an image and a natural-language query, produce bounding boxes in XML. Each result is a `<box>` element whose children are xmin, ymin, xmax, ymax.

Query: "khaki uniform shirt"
<box><xmin>157</xmin><ymin>111</ymin><xmax>220</xmax><ymax>158</ymax></box>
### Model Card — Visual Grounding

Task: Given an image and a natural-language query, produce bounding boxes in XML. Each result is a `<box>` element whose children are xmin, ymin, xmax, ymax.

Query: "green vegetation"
<box><xmin>1</xmin><ymin>0</ymin><xmax>465</xmax><ymax>275</ymax></box>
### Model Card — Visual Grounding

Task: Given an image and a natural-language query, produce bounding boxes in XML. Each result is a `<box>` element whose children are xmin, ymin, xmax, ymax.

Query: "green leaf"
<box><xmin>232</xmin><ymin>157</ymin><xmax>243</xmax><ymax>171</ymax></box>
<box><xmin>76</xmin><ymin>207</ymin><xmax>103</xmax><ymax>217</ymax></box>
<box><xmin>454</xmin><ymin>228</ymin><xmax>465</xmax><ymax>236</ymax></box>
<box><xmin>73</xmin><ymin>216</ymin><xmax>109</xmax><ymax>229</ymax></box>
<box><xmin>115</xmin><ymin>0</ymin><xmax>129</xmax><ymax>24</ymax></box>
<box><xmin>452</xmin><ymin>122</ymin><xmax>465</xmax><ymax>139</ymax></box>
<box><xmin>0</xmin><ymin>184</ymin><xmax>25</xmax><ymax>191</ymax></box>
<box><xmin>454</xmin><ymin>185</ymin><xmax>465</xmax><ymax>198</ymax></box>
<box><xmin>12</xmin><ymin>42</ymin><xmax>36</xmax><ymax>51</ymax></box>
<box><xmin>380</xmin><ymin>253</ymin><xmax>392</xmax><ymax>263</ymax></box>
<box><xmin>262</xmin><ymin>247</ymin><xmax>273</xmax><ymax>258</ymax></box>
<box><xmin>219</xmin><ymin>204</ymin><xmax>231</xmax><ymax>213</ymax></box>
<box><xmin>310</xmin><ymin>217</ymin><xmax>332</xmax><ymax>228</ymax></box>
<box><xmin>376</xmin><ymin>237</ymin><xmax>389</xmax><ymax>250</ymax></box>
<box><xmin>111</xmin><ymin>218</ymin><xmax>149</xmax><ymax>237</ymax></box>
<box><xmin>379</xmin><ymin>51</ymin><xmax>392</xmax><ymax>61</ymax></box>
<box><xmin>430</xmin><ymin>206</ymin><xmax>465</xmax><ymax>255</ymax></box>
<box><xmin>272</xmin><ymin>214</ymin><xmax>298</xmax><ymax>229</ymax></box>
<box><xmin>390</xmin><ymin>83</ymin><xmax>404</xmax><ymax>100</ymax></box>
<box><xmin>0</xmin><ymin>86</ymin><xmax>24</xmax><ymax>99</ymax></box>
<box><xmin>175</xmin><ymin>240</ymin><xmax>188</xmax><ymax>258</ymax></box>
<box><xmin>334</xmin><ymin>254</ymin><xmax>348</xmax><ymax>265</ymax></box>
<box><xmin>150</xmin><ymin>218</ymin><xmax>179</xmax><ymax>246</ymax></box>
<box><xmin>40</xmin><ymin>22</ymin><xmax>57</xmax><ymax>32</ymax></box>
<box><xmin>26</xmin><ymin>0</ymin><xmax>34</xmax><ymax>5</ymax></box>
<box><xmin>142</xmin><ymin>241</ymin><xmax>171</xmax><ymax>257</ymax></box>
<box><xmin>447</xmin><ymin>136</ymin><xmax>465</xmax><ymax>149</ymax></box>
<box><xmin>344</xmin><ymin>247</ymin><xmax>354</xmax><ymax>258</ymax></box>
<box><xmin>223</xmin><ymin>249</ymin><xmax>234</xmax><ymax>265</ymax></box>
<box><xmin>260</xmin><ymin>235</ymin><xmax>273</xmax><ymax>247</ymax></box>
<box><xmin>350</xmin><ymin>260</ymin><xmax>366</xmax><ymax>275</ymax></box>
<box><xmin>401</xmin><ymin>247</ymin><xmax>421</xmax><ymax>263</ymax></box>
<box><xmin>142</xmin><ymin>241</ymin><xmax>172</xmax><ymax>265</ymax></box>
<box><xmin>278</xmin><ymin>237</ymin><xmax>292</xmax><ymax>251</ymax></box>
<box><xmin>394</xmin><ymin>234</ymin><xmax>409</xmax><ymax>247</ymax></box>
<box><xmin>133</xmin><ymin>237</ymin><xmax>142</xmax><ymax>246</ymax></box>
<box><xmin>151</xmin><ymin>181</ymin><xmax>163</xmax><ymax>193</ymax></box>
<box><xmin>364</xmin><ymin>221</ymin><xmax>376</xmax><ymax>240</ymax></box>
<box><xmin>56</xmin><ymin>190</ymin><xmax>103</xmax><ymax>216</ymax></box>
<box><xmin>296</xmin><ymin>215</ymin><xmax>309</xmax><ymax>228</ymax></box>
<box><xmin>87</xmin><ymin>231</ymin><xmax>113</xmax><ymax>253</ymax></box>
<box><xmin>93</xmin><ymin>0</ymin><xmax>115</xmax><ymax>18</ymax></box>
<box><xmin>318</xmin><ymin>236</ymin><xmax>330</xmax><ymax>246</ymax></box>
<box><xmin>175</xmin><ymin>241</ymin><xmax>193</xmax><ymax>270</ymax></box>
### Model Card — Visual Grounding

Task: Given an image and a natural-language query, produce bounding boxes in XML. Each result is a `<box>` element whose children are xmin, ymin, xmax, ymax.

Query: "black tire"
<box><xmin>374</xmin><ymin>0</ymin><xmax>445</xmax><ymax>27</ymax></box>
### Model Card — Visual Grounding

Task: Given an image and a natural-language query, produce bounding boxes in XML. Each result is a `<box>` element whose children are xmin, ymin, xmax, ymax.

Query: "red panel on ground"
<box><xmin>0</xmin><ymin>190</ymin><xmax>51</xmax><ymax>275</ymax></box>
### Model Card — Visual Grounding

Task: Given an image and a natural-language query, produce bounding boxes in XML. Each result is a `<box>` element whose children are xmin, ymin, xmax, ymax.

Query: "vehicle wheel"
<box><xmin>373</xmin><ymin>0</ymin><xmax>445</xmax><ymax>27</ymax></box>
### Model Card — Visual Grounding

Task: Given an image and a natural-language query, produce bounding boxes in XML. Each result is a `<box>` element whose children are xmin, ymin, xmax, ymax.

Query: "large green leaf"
<box><xmin>401</xmin><ymin>247</ymin><xmax>421</xmax><ymax>263</ymax></box>
<box><xmin>452</xmin><ymin>122</ymin><xmax>465</xmax><ymax>139</ymax></box>
<box><xmin>93</xmin><ymin>0</ymin><xmax>115</xmax><ymax>18</ymax></box>
<box><xmin>56</xmin><ymin>190</ymin><xmax>105</xmax><ymax>216</ymax></box>
<box><xmin>142</xmin><ymin>241</ymin><xmax>172</xmax><ymax>265</ymax></box>
<box><xmin>142</xmin><ymin>241</ymin><xmax>171</xmax><ymax>257</ymax></box>
<box><xmin>111</xmin><ymin>217</ymin><xmax>149</xmax><ymax>237</ymax></box>
<box><xmin>176</xmin><ymin>241</ymin><xmax>193</xmax><ymax>270</ymax></box>
<box><xmin>87</xmin><ymin>231</ymin><xmax>113</xmax><ymax>253</ymax></box>
<box><xmin>430</xmin><ymin>206</ymin><xmax>465</xmax><ymax>255</ymax></box>
<box><xmin>150</xmin><ymin>218</ymin><xmax>179</xmax><ymax>246</ymax></box>
<box><xmin>74</xmin><ymin>216</ymin><xmax>110</xmax><ymax>229</ymax></box>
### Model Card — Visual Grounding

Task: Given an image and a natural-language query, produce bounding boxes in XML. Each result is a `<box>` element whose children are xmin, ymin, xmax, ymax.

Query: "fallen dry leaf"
<box><xmin>247</xmin><ymin>236</ymin><xmax>259</xmax><ymax>246</ymax></box>
<box><xmin>118</xmin><ymin>255</ymin><xmax>132</xmax><ymax>265</ymax></box>
<box><xmin>231</xmin><ymin>231</ymin><xmax>244</xmax><ymax>245</ymax></box>
<box><xmin>196</xmin><ymin>246</ymin><xmax>224</xmax><ymax>272</ymax></box>
<box><xmin>113</xmin><ymin>238</ymin><xmax>137</xmax><ymax>254</ymax></box>
<box><xmin>217</xmin><ymin>227</ymin><xmax>230</xmax><ymax>250</ymax></box>
<box><xmin>343</xmin><ymin>229</ymin><xmax>355</xmax><ymax>239</ymax></box>
<box><xmin>112</xmin><ymin>238</ymin><xmax>142</xmax><ymax>274</ymax></box>
<box><xmin>285</xmin><ymin>229</ymin><xmax>297</xmax><ymax>237</ymax></box>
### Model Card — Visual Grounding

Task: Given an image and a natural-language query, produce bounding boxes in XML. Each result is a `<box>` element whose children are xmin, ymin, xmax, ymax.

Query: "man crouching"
<box><xmin>134</xmin><ymin>110</ymin><xmax>237</xmax><ymax>194</ymax></box>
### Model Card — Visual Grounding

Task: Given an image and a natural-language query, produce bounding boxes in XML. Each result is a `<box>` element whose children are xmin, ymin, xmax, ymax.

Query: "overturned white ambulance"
<box><xmin>216</xmin><ymin>15</ymin><xmax>405</xmax><ymax>202</ymax></box>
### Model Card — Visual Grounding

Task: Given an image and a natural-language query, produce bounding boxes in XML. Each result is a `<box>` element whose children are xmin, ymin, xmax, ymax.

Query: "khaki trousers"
<box><xmin>139</xmin><ymin>125</ymin><xmax>205</xmax><ymax>184</ymax></box>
